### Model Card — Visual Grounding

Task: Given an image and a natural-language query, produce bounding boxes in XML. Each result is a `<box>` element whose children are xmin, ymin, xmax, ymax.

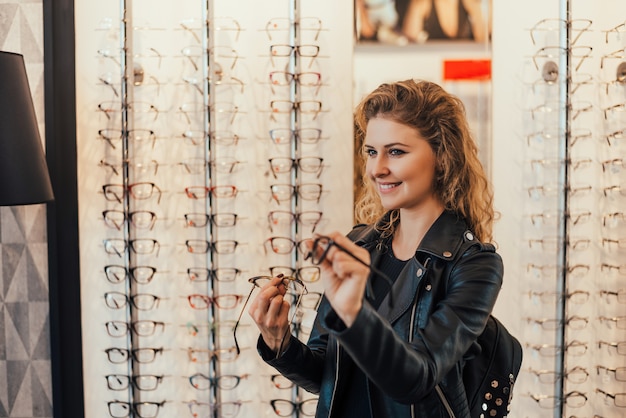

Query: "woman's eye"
<box><xmin>389</xmin><ymin>148</ymin><xmax>406</xmax><ymax>156</ymax></box>
<box><xmin>365</xmin><ymin>149</ymin><xmax>377</xmax><ymax>157</ymax></box>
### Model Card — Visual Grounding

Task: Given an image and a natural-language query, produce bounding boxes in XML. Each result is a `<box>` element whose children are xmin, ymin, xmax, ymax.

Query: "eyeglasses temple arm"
<box><xmin>331</xmin><ymin>241</ymin><xmax>394</xmax><ymax>308</ymax></box>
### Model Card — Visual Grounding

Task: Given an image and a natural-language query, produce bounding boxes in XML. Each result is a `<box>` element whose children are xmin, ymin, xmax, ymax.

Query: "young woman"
<box><xmin>248</xmin><ymin>79</ymin><xmax>503</xmax><ymax>417</ymax></box>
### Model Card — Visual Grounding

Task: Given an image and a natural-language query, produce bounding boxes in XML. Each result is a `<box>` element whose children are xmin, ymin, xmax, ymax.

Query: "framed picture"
<box><xmin>355</xmin><ymin>0</ymin><xmax>492</xmax><ymax>45</ymax></box>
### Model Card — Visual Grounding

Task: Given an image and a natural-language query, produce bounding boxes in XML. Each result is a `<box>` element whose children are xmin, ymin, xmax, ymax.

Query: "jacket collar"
<box><xmin>354</xmin><ymin>211</ymin><xmax>474</xmax><ymax>323</ymax></box>
<box><xmin>353</xmin><ymin>210</ymin><xmax>472</xmax><ymax>261</ymax></box>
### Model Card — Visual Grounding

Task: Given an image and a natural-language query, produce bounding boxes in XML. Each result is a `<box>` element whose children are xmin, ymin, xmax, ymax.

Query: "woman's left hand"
<box><xmin>314</xmin><ymin>231</ymin><xmax>371</xmax><ymax>326</ymax></box>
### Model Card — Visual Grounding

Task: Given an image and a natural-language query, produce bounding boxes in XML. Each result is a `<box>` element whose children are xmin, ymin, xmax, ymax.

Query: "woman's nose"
<box><xmin>369</xmin><ymin>157</ymin><xmax>389</xmax><ymax>177</ymax></box>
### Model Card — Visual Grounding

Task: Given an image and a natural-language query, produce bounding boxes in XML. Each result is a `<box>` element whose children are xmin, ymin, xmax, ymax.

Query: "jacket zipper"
<box><xmin>408</xmin><ymin>299</ymin><xmax>418</xmax><ymax>418</ymax></box>
<box><xmin>328</xmin><ymin>340</ymin><xmax>340</xmax><ymax>416</ymax></box>
<box><xmin>411</xmin><ymin>258</ymin><xmax>455</xmax><ymax>418</ymax></box>
<box><xmin>435</xmin><ymin>385</ymin><xmax>456</xmax><ymax>418</ymax></box>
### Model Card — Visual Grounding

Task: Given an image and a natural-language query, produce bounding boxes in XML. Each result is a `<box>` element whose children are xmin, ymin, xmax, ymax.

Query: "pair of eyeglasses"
<box><xmin>527</xmin><ymin>236</ymin><xmax>590</xmax><ymax>252</ymax></box>
<box><xmin>264</xmin><ymin>236</ymin><xmax>308</xmax><ymax>255</ymax></box>
<box><xmin>601</xmin><ymin>158</ymin><xmax>626</xmax><ymax>174</ymax></box>
<box><xmin>600</xmin><ymin>289</ymin><xmax>626</xmax><ymax>303</ymax></box>
<box><xmin>269</xmin><ymin>44</ymin><xmax>320</xmax><ymax>68</ymax></box>
<box><xmin>185</xmin><ymin>212</ymin><xmax>241</xmax><ymax>228</ymax></box>
<box><xmin>269</xmin><ymin>265</ymin><xmax>321</xmax><ymax>283</ymax></box>
<box><xmin>185</xmin><ymin>267</ymin><xmax>243</xmax><ymax>282</ymax></box>
<box><xmin>525</xmin><ymin>127</ymin><xmax>592</xmax><ymax>148</ymax></box>
<box><xmin>180</xmin><ymin>45</ymin><xmax>240</xmax><ymax>71</ymax></box>
<box><xmin>526</xmin><ymin>263</ymin><xmax>590</xmax><ymax>279</ymax></box>
<box><xmin>596</xmin><ymin>388</ymin><xmax>626</xmax><ymax>407</ymax></box>
<box><xmin>178</xmin><ymin>17</ymin><xmax>242</xmax><ymax>42</ymax></box>
<box><xmin>186</xmin><ymin>293</ymin><xmax>242</xmax><ymax>310</ymax></box>
<box><xmin>183</xmin><ymin>74</ymin><xmax>245</xmax><ymax>94</ymax></box>
<box><xmin>106</xmin><ymin>374</ymin><xmax>165</xmax><ymax>391</ymax></box>
<box><xmin>528</xmin><ymin>391</ymin><xmax>587</xmax><ymax>409</ymax></box>
<box><xmin>102</xmin><ymin>182</ymin><xmax>162</xmax><ymax>204</ymax></box>
<box><xmin>599</xmin><ymin>315</ymin><xmax>626</xmax><ymax>329</ymax></box>
<box><xmin>105</xmin><ymin>320</ymin><xmax>166</xmax><ymax>337</ymax></box>
<box><xmin>527</xmin><ymin>366</ymin><xmax>589</xmax><ymax>384</ymax></box>
<box><xmin>268</xmin><ymin>157</ymin><xmax>324</xmax><ymax>178</ymax></box>
<box><xmin>528</xmin><ymin>100</ymin><xmax>593</xmax><ymax>121</ymax></box>
<box><xmin>179</xmin><ymin>130</ymin><xmax>241</xmax><ymax>146</ymax></box>
<box><xmin>184</xmin><ymin>239</ymin><xmax>244</xmax><ymax>254</ymax></box>
<box><xmin>269</xmin><ymin>128</ymin><xmax>323</xmax><ymax>145</ymax></box>
<box><xmin>98</xmin><ymin>128</ymin><xmax>157</xmax><ymax>149</ymax></box>
<box><xmin>188</xmin><ymin>373</ymin><xmax>248</xmax><ymax>390</ymax></box>
<box><xmin>531</xmin><ymin>45</ymin><xmax>592</xmax><ymax>72</ymax></box>
<box><xmin>602</xmin><ymin>237</ymin><xmax>626</xmax><ymax>250</ymax></box>
<box><xmin>104</xmin><ymin>291</ymin><xmax>164</xmax><ymax>311</ymax></box>
<box><xmin>528</xmin><ymin>18</ymin><xmax>592</xmax><ymax>46</ymax></box>
<box><xmin>178</xmin><ymin>157</ymin><xmax>243</xmax><ymax>175</ymax></box>
<box><xmin>270</xmin><ymin>373</ymin><xmax>294</xmax><ymax>389</ymax></box>
<box><xmin>108</xmin><ymin>400</ymin><xmax>167</xmax><ymax>418</ymax></box>
<box><xmin>178</xmin><ymin>101</ymin><xmax>239</xmax><ymax>125</ymax></box>
<box><xmin>603</xmin><ymin>129</ymin><xmax>624</xmax><ymax>146</ymax></box>
<box><xmin>269</xmin><ymin>71</ymin><xmax>322</xmax><ymax>94</ymax></box>
<box><xmin>603</xmin><ymin>185</ymin><xmax>626</xmax><ymax>197</ymax></box>
<box><xmin>603</xmin><ymin>212</ymin><xmax>626</xmax><ymax>228</ymax></box>
<box><xmin>182</xmin><ymin>320</ymin><xmax>245</xmax><ymax>337</ymax></box>
<box><xmin>233</xmin><ymin>275</ymin><xmax>308</xmax><ymax>357</ymax></box>
<box><xmin>601</xmin><ymin>263</ymin><xmax>626</xmax><ymax>276</ymax></box>
<box><xmin>264</xmin><ymin>17</ymin><xmax>323</xmax><ymax>41</ymax></box>
<box><xmin>104</xmin><ymin>346</ymin><xmax>165</xmax><ymax>364</ymax></box>
<box><xmin>103</xmin><ymin>238</ymin><xmax>160</xmax><ymax>257</ymax></box>
<box><xmin>186</xmin><ymin>346</ymin><xmax>241</xmax><ymax>363</ymax></box>
<box><xmin>302</xmin><ymin>235</ymin><xmax>395</xmax><ymax>307</ymax></box>
<box><xmin>268</xmin><ymin>210</ymin><xmax>323</xmax><ymax>233</ymax></box>
<box><xmin>104</xmin><ymin>265</ymin><xmax>158</xmax><ymax>284</ymax></box>
<box><xmin>270</xmin><ymin>100</ymin><xmax>322</xmax><ymax>120</ymax></box>
<box><xmin>528</xmin><ymin>210</ymin><xmax>591</xmax><ymax>227</ymax></box>
<box><xmin>526</xmin><ymin>315</ymin><xmax>588</xmax><ymax>331</ymax></box>
<box><xmin>529</xmin><ymin>157</ymin><xmax>592</xmax><ymax>172</ymax></box>
<box><xmin>97</xmin><ymin>100</ymin><xmax>160</xmax><ymax>121</ymax></box>
<box><xmin>102</xmin><ymin>210</ymin><xmax>157</xmax><ymax>230</ymax></box>
<box><xmin>599</xmin><ymin>340</ymin><xmax>626</xmax><ymax>354</ymax></box>
<box><xmin>185</xmin><ymin>185</ymin><xmax>238</xmax><ymax>199</ymax></box>
<box><xmin>186</xmin><ymin>400</ymin><xmax>247</xmax><ymax>418</ymax></box>
<box><xmin>270</xmin><ymin>183</ymin><xmax>322</xmax><ymax>204</ymax></box>
<box><xmin>270</xmin><ymin>398</ymin><xmax>318</xmax><ymax>417</ymax></box>
<box><xmin>597</xmin><ymin>365</ymin><xmax>626</xmax><ymax>382</ymax></box>
<box><xmin>99</xmin><ymin>158</ymin><xmax>159</xmax><ymax>176</ymax></box>
<box><xmin>527</xmin><ymin>289</ymin><xmax>590</xmax><ymax>305</ymax></box>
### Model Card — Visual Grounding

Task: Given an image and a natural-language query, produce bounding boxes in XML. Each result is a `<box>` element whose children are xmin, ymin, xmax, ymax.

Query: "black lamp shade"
<box><xmin>0</xmin><ymin>51</ymin><xmax>54</xmax><ymax>206</ymax></box>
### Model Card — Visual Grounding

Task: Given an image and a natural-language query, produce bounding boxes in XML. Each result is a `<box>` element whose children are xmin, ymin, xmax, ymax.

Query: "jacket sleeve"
<box><xmin>257</xmin><ymin>294</ymin><xmax>334</xmax><ymax>394</ymax></box>
<box><xmin>324</xmin><ymin>244</ymin><xmax>503</xmax><ymax>404</ymax></box>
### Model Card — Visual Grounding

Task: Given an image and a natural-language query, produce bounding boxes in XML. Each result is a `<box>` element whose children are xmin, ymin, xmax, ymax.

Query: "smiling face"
<box><xmin>364</xmin><ymin>117</ymin><xmax>441</xmax><ymax>213</ymax></box>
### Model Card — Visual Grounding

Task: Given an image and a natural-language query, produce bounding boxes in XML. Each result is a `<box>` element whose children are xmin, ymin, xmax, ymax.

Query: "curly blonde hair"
<box><xmin>354</xmin><ymin>79</ymin><xmax>495</xmax><ymax>242</ymax></box>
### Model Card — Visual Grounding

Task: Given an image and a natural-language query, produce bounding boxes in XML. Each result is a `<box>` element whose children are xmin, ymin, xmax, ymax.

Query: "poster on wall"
<box><xmin>355</xmin><ymin>0</ymin><xmax>492</xmax><ymax>45</ymax></box>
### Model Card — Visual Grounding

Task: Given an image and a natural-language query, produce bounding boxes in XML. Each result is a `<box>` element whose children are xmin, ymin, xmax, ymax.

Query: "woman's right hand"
<box><xmin>248</xmin><ymin>275</ymin><xmax>292</xmax><ymax>354</ymax></box>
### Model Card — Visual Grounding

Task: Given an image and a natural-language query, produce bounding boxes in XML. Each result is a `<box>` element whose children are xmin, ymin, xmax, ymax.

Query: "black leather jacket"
<box><xmin>259</xmin><ymin>211</ymin><xmax>503</xmax><ymax>417</ymax></box>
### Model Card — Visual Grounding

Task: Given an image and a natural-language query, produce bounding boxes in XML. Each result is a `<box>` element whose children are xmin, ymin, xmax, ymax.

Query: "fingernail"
<box><xmin>277</xmin><ymin>273</ymin><xmax>284</xmax><ymax>278</ymax></box>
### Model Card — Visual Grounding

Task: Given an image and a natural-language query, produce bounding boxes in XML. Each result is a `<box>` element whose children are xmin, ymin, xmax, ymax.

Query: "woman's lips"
<box><xmin>378</xmin><ymin>182</ymin><xmax>401</xmax><ymax>192</ymax></box>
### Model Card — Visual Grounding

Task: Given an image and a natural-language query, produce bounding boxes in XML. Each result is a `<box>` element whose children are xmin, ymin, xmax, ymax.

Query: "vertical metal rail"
<box><xmin>202</xmin><ymin>1</ymin><xmax>218</xmax><ymax>416</ymax></box>
<box><xmin>554</xmin><ymin>0</ymin><xmax>571</xmax><ymax>416</ymax></box>
<box><xmin>120</xmin><ymin>0</ymin><xmax>138</xmax><ymax>415</ymax></box>
<box><xmin>290</xmin><ymin>1</ymin><xmax>302</xmax><ymax>416</ymax></box>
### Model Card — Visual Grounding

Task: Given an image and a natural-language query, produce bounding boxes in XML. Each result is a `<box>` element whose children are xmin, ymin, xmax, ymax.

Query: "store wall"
<box><xmin>0</xmin><ymin>1</ymin><xmax>53</xmax><ymax>417</ymax></box>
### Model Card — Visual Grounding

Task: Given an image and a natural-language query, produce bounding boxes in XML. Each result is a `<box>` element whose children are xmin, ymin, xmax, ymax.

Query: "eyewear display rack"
<box><xmin>520</xmin><ymin>1</ymin><xmax>626</xmax><ymax>416</ymax></box>
<box><xmin>79</xmin><ymin>0</ymin><xmax>353</xmax><ymax>417</ymax></box>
